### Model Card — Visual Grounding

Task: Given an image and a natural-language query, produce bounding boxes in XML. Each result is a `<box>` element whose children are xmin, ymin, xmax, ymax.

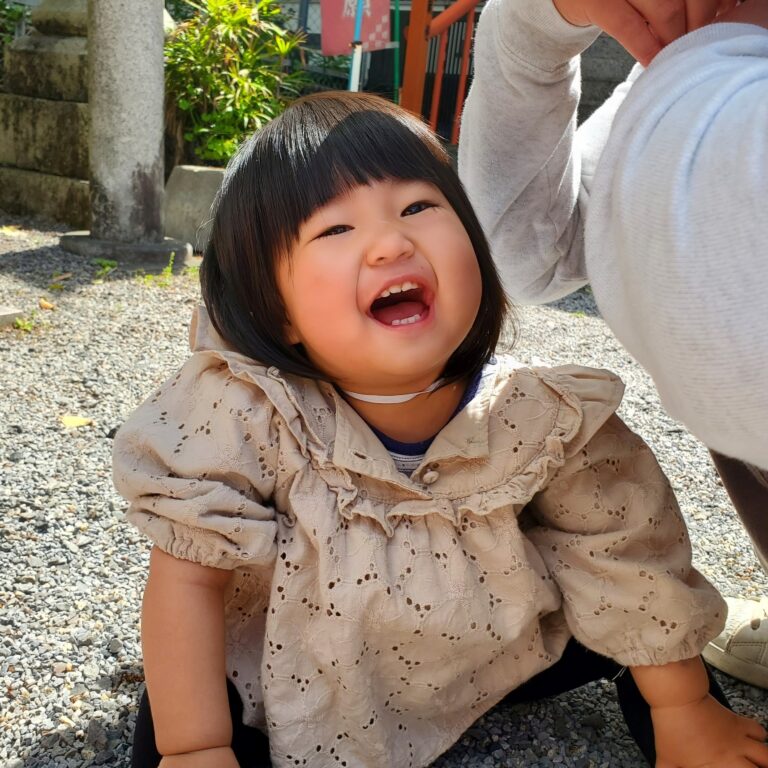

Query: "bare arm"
<box><xmin>630</xmin><ymin>658</ymin><xmax>768</xmax><ymax>766</ymax></box>
<box><xmin>142</xmin><ymin>546</ymin><xmax>239</xmax><ymax>765</ymax></box>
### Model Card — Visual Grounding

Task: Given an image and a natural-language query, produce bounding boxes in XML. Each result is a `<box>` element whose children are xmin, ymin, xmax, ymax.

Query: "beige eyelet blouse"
<box><xmin>113</xmin><ymin>307</ymin><xmax>725</xmax><ymax>768</ymax></box>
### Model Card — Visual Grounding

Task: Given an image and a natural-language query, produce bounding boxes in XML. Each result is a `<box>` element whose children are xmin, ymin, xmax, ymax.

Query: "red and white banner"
<box><xmin>320</xmin><ymin>0</ymin><xmax>391</xmax><ymax>56</ymax></box>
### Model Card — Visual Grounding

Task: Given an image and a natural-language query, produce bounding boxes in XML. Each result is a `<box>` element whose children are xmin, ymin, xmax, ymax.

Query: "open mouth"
<box><xmin>369</xmin><ymin>281</ymin><xmax>431</xmax><ymax>327</ymax></box>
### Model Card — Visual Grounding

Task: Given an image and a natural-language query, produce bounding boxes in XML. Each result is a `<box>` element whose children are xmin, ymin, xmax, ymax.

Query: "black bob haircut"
<box><xmin>201</xmin><ymin>91</ymin><xmax>511</xmax><ymax>386</ymax></box>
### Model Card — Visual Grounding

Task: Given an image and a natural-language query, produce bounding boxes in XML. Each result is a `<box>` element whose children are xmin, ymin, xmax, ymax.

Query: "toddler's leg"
<box><xmin>499</xmin><ymin>638</ymin><xmax>622</xmax><ymax>706</ymax></box>
<box><xmin>131</xmin><ymin>679</ymin><xmax>272</xmax><ymax>768</ymax></box>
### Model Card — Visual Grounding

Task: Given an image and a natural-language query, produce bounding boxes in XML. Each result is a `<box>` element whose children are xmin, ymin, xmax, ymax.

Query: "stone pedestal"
<box><xmin>0</xmin><ymin>0</ymin><xmax>89</xmax><ymax>226</ymax></box>
<box><xmin>61</xmin><ymin>0</ymin><xmax>191</xmax><ymax>263</ymax></box>
<box><xmin>164</xmin><ymin>165</ymin><xmax>226</xmax><ymax>253</ymax></box>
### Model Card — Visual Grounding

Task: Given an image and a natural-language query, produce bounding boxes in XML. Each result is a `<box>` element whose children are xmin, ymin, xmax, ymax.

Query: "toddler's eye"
<box><xmin>317</xmin><ymin>224</ymin><xmax>351</xmax><ymax>238</ymax></box>
<box><xmin>402</xmin><ymin>201</ymin><xmax>435</xmax><ymax>216</ymax></box>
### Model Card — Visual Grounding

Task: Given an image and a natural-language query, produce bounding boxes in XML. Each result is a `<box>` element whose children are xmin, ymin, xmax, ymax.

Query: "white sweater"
<box><xmin>459</xmin><ymin>0</ymin><xmax>768</xmax><ymax>469</ymax></box>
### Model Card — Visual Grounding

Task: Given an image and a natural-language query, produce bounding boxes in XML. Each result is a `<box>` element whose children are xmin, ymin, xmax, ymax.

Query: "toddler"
<box><xmin>113</xmin><ymin>92</ymin><xmax>768</xmax><ymax>768</ymax></box>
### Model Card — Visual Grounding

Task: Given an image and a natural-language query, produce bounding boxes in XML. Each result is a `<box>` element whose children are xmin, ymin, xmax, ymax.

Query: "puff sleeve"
<box><xmin>112</xmin><ymin>353</ymin><xmax>280</xmax><ymax>570</ymax></box>
<box><xmin>527</xmin><ymin>411</ymin><xmax>726</xmax><ymax>667</ymax></box>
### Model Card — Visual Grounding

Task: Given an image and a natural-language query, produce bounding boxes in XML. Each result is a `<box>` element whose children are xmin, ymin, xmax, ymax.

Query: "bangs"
<box><xmin>225</xmin><ymin>92</ymin><xmax>452</xmax><ymax>259</ymax></box>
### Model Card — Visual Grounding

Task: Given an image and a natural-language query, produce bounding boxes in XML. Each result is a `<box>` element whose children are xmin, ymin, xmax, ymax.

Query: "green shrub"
<box><xmin>165</xmin><ymin>0</ymin><xmax>306</xmax><ymax>165</ymax></box>
<box><xmin>0</xmin><ymin>0</ymin><xmax>27</xmax><ymax>70</ymax></box>
<box><xmin>0</xmin><ymin>0</ymin><xmax>25</xmax><ymax>38</ymax></box>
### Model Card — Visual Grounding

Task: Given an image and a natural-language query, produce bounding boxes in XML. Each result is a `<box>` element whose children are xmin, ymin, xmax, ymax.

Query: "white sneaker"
<box><xmin>702</xmin><ymin>596</ymin><xmax>768</xmax><ymax>690</ymax></box>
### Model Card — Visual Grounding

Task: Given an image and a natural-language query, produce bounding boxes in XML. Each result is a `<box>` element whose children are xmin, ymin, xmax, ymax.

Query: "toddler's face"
<box><xmin>276</xmin><ymin>179</ymin><xmax>482</xmax><ymax>394</ymax></box>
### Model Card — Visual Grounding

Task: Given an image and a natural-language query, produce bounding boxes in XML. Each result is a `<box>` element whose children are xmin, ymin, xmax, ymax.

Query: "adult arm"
<box><xmin>584</xmin><ymin>12</ymin><xmax>768</xmax><ymax>467</ymax></box>
<box><xmin>458</xmin><ymin>0</ymin><xmax>601</xmax><ymax>304</ymax></box>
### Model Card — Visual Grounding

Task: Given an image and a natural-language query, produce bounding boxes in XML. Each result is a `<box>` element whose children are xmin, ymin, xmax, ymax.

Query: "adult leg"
<box><xmin>703</xmin><ymin>452</ymin><xmax>768</xmax><ymax>689</ymax></box>
<box><xmin>131</xmin><ymin>679</ymin><xmax>271</xmax><ymax>768</ymax></box>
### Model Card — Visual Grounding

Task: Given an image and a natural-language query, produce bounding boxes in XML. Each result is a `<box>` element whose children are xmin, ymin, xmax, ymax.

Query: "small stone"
<box><xmin>86</xmin><ymin>719</ymin><xmax>108</xmax><ymax>750</ymax></box>
<box><xmin>554</xmin><ymin>714</ymin><xmax>570</xmax><ymax>738</ymax></box>
<box><xmin>52</xmin><ymin>662</ymin><xmax>68</xmax><ymax>675</ymax></box>
<box><xmin>582</xmin><ymin>713</ymin><xmax>606</xmax><ymax>729</ymax></box>
<box><xmin>107</xmin><ymin>637</ymin><xmax>123</xmax><ymax>655</ymax></box>
<box><xmin>71</xmin><ymin>627</ymin><xmax>93</xmax><ymax>646</ymax></box>
<box><xmin>40</xmin><ymin>731</ymin><xmax>61</xmax><ymax>749</ymax></box>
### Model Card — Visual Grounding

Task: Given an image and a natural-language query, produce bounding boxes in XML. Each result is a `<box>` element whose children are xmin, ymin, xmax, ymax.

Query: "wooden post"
<box><xmin>400</xmin><ymin>0</ymin><xmax>432</xmax><ymax>116</ymax></box>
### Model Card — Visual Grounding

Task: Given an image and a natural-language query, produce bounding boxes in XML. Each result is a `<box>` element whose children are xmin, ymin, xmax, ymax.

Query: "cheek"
<box><xmin>281</xmin><ymin>261</ymin><xmax>359</xmax><ymax>339</ymax></box>
<box><xmin>451</xmin><ymin>236</ymin><xmax>483</xmax><ymax>310</ymax></box>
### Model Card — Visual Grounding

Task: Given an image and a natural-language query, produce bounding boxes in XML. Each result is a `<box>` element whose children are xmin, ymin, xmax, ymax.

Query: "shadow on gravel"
<box><xmin>545</xmin><ymin>286</ymin><xmax>601</xmax><ymax>318</ymax></box>
<box><xmin>14</xmin><ymin>663</ymin><xmax>144</xmax><ymax>768</ymax></box>
<box><xmin>0</xmin><ymin>241</ymin><xmax>200</xmax><ymax>295</ymax></box>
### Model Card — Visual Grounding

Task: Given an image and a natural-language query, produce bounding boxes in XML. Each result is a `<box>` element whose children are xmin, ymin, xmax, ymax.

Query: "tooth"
<box><xmin>389</xmin><ymin>285</ymin><xmax>402</xmax><ymax>294</ymax></box>
<box><xmin>404</xmin><ymin>282</ymin><xmax>417</xmax><ymax>291</ymax></box>
<box><xmin>391</xmin><ymin>318</ymin><xmax>401</xmax><ymax>326</ymax></box>
<box><xmin>379</xmin><ymin>290</ymin><xmax>390</xmax><ymax>298</ymax></box>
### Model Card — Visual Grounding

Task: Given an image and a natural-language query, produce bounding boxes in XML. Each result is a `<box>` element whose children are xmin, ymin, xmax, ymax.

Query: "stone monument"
<box><xmin>60</xmin><ymin>0</ymin><xmax>190</xmax><ymax>262</ymax></box>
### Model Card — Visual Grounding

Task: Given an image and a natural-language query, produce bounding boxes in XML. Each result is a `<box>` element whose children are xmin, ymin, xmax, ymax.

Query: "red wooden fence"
<box><xmin>401</xmin><ymin>0</ymin><xmax>480</xmax><ymax>143</ymax></box>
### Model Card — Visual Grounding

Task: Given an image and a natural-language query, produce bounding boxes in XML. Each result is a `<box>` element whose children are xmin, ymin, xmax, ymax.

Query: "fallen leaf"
<box><xmin>51</xmin><ymin>272</ymin><xmax>73</xmax><ymax>281</ymax></box>
<box><xmin>0</xmin><ymin>225</ymin><xmax>22</xmax><ymax>237</ymax></box>
<box><xmin>60</xmin><ymin>414</ymin><xmax>93</xmax><ymax>429</ymax></box>
<box><xmin>38</xmin><ymin>298</ymin><xmax>56</xmax><ymax>311</ymax></box>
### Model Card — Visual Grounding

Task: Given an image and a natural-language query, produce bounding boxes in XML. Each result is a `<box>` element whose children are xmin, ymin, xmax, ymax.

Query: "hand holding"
<box><xmin>552</xmin><ymin>0</ymin><xmax>739</xmax><ymax>65</ymax></box>
<box><xmin>652</xmin><ymin>693</ymin><xmax>768</xmax><ymax>767</ymax></box>
<box><xmin>159</xmin><ymin>746</ymin><xmax>240</xmax><ymax>768</ymax></box>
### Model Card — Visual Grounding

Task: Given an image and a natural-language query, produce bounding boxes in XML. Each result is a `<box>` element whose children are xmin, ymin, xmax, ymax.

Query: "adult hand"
<box><xmin>552</xmin><ymin>0</ymin><xmax>739</xmax><ymax>65</ymax></box>
<box><xmin>159</xmin><ymin>746</ymin><xmax>240</xmax><ymax>768</ymax></box>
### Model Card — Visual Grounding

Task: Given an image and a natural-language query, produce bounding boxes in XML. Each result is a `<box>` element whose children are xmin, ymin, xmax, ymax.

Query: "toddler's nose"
<box><xmin>365</xmin><ymin>228</ymin><xmax>416</xmax><ymax>266</ymax></box>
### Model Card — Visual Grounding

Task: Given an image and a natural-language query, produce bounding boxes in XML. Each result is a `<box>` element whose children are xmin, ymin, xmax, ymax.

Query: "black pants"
<box><xmin>132</xmin><ymin>640</ymin><xmax>729</xmax><ymax>768</ymax></box>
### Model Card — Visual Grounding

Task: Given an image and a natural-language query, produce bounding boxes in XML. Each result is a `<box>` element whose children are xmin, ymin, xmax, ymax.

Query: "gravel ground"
<box><xmin>1</xmin><ymin>215</ymin><xmax>766</xmax><ymax>768</ymax></box>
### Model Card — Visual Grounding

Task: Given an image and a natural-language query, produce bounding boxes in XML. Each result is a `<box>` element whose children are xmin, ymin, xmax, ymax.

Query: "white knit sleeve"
<box><xmin>458</xmin><ymin>0</ymin><xmax>600</xmax><ymax>304</ymax></box>
<box><xmin>585</xmin><ymin>23</ymin><xmax>768</xmax><ymax>468</ymax></box>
